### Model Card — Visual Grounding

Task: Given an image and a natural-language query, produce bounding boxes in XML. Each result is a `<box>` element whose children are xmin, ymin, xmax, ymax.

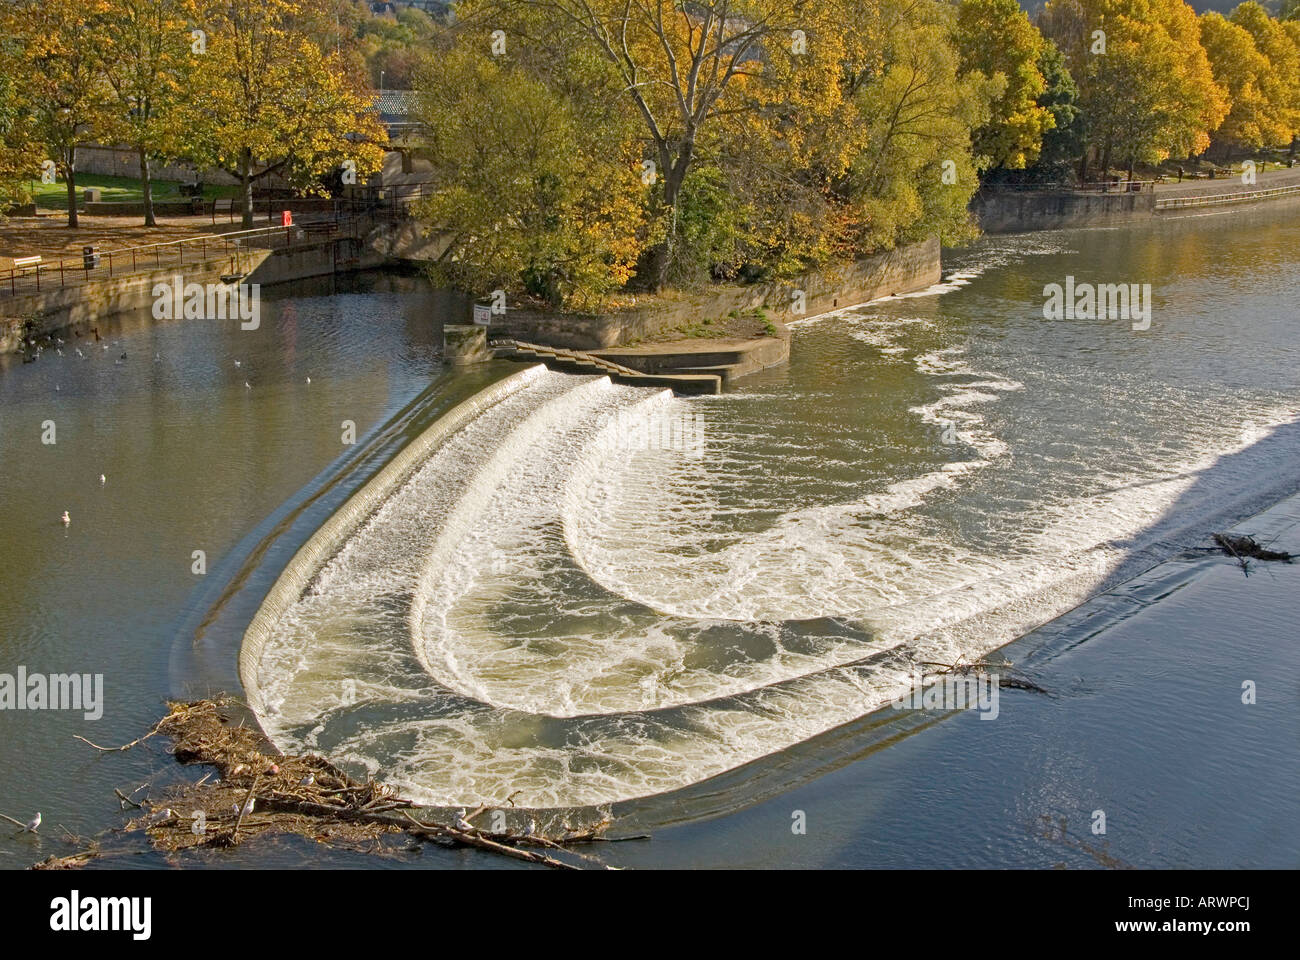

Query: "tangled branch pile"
<box><xmin>40</xmin><ymin>697</ymin><xmax>638</xmax><ymax>870</ymax></box>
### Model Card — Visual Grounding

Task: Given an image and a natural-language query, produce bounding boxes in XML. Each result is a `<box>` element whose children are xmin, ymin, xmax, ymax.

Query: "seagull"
<box><xmin>305</xmin><ymin>377</ymin><xmax>311</xmax><ymax>385</ymax></box>
<box><xmin>522</xmin><ymin>818</ymin><xmax>536</xmax><ymax>838</ymax></box>
<box><xmin>147</xmin><ymin>807</ymin><xmax>173</xmax><ymax>823</ymax></box>
<box><xmin>298</xmin><ymin>773</ymin><xmax>314</xmax><ymax>787</ymax></box>
<box><xmin>99</xmin><ymin>474</ymin><xmax>106</xmax><ymax>485</ymax></box>
<box><xmin>61</xmin><ymin>511</ymin><xmax>70</xmax><ymax>526</ymax></box>
<box><xmin>234</xmin><ymin>360</ymin><xmax>241</xmax><ymax>368</ymax></box>
<box><xmin>244</xmin><ymin>381</ymin><xmax>251</xmax><ymax>390</ymax></box>
<box><xmin>232</xmin><ymin>799</ymin><xmax>255</xmax><ymax>817</ymax></box>
<box><xmin>24</xmin><ymin>812</ymin><xmax>40</xmax><ymax>833</ymax></box>
<box><xmin>453</xmin><ymin>809</ymin><xmax>472</xmax><ymax>832</ymax></box>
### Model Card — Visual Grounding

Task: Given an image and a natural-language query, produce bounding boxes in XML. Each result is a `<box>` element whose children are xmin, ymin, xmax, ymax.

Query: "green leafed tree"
<box><xmin>955</xmin><ymin>0</ymin><xmax>1056</xmax><ymax>172</ymax></box>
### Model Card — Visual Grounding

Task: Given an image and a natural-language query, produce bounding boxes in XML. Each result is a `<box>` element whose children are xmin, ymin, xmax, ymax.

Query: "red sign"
<box><xmin>281</xmin><ymin>210</ymin><xmax>293</xmax><ymax>227</ymax></box>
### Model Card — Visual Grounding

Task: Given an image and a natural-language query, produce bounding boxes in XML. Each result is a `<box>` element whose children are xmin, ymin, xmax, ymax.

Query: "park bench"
<box><xmin>211</xmin><ymin>197</ymin><xmax>237</xmax><ymax>223</ymax></box>
<box><xmin>11</xmin><ymin>255</ymin><xmax>41</xmax><ymax>275</ymax></box>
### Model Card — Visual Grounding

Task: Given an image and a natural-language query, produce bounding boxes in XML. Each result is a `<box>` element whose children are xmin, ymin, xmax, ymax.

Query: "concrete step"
<box><xmin>672</xmin><ymin>364</ymin><xmax>735</xmax><ymax>383</ymax></box>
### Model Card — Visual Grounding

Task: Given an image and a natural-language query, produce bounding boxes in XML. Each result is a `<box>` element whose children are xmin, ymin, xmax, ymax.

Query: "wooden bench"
<box><xmin>10</xmin><ymin>255</ymin><xmax>41</xmax><ymax>275</ymax></box>
<box><xmin>211</xmin><ymin>198</ymin><xmax>237</xmax><ymax>223</ymax></box>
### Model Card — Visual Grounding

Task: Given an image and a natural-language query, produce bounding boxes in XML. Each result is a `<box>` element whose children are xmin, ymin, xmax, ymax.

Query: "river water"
<box><xmin>1</xmin><ymin>202</ymin><xmax>1297</xmax><ymax>868</ymax></box>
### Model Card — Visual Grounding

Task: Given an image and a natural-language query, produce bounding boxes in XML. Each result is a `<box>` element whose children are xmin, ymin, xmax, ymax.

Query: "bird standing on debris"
<box><xmin>24</xmin><ymin>812</ymin><xmax>40</xmax><ymax>833</ymax></box>
<box><xmin>299</xmin><ymin>773</ymin><xmax>314</xmax><ymax>787</ymax></box>
<box><xmin>453</xmin><ymin>809</ymin><xmax>472</xmax><ymax>832</ymax></box>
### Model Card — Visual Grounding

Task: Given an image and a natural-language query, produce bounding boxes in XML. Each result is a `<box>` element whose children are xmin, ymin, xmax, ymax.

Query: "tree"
<box><xmin>838</xmin><ymin>0</ymin><xmax>984</xmax><ymax>252</ymax></box>
<box><xmin>1230</xmin><ymin>2</ymin><xmax>1300</xmax><ymax>150</ymax></box>
<box><xmin>0</xmin><ymin>0</ymin><xmax>114</xmax><ymax>227</ymax></box>
<box><xmin>412</xmin><ymin>43</ymin><xmax>646</xmax><ymax>308</ymax></box>
<box><xmin>0</xmin><ymin>47</ymin><xmax>43</xmax><ymax>213</ymax></box>
<box><xmin>1030</xmin><ymin>42</ymin><xmax>1085</xmax><ymax>180</ymax></box>
<box><xmin>473</xmin><ymin>0</ymin><xmax>862</xmax><ymax>289</ymax></box>
<box><xmin>955</xmin><ymin>0</ymin><xmax>1056</xmax><ymax>172</ymax></box>
<box><xmin>188</xmin><ymin>0</ymin><xmax>386</xmax><ymax>227</ymax></box>
<box><xmin>94</xmin><ymin>0</ymin><xmax>196</xmax><ymax>226</ymax></box>
<box><xmin>1199</xmin><ymin>11</ymin><xmax>1278</xmax><ymax>156</ymax></box>
<box><xmin>1040</xmin><ymin>0</ymin><xmax>1228</xmax><ymax>178</ymax></box>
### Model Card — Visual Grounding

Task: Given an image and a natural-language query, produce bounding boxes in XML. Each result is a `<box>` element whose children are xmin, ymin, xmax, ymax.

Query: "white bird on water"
<box><xmin>244</xmin><ymin>381</ymin><xmax>251</xmax><ymax>390</ymax></box>
<box><xmin>99</xmin><ymin>474</ymin><xmax>106</xmax><ymax>485</ymax></box>
<box><xmin>24</xmin><ymin>812</ymin><xmax>40</xmax><ymax>833</ymax></box>
<box><xmin>234</xmin><ymin>360</ymin><xmax>241</xmax><ymax>368</ymax></box>
<box><xmin>61</xmin><ymin>511</ymin><xmax>70</xmax><ymax>526</ymax></box>
<box><xmin>305</xmin><ymin>377</ymin><xmax>311</xmax><ymax>385</ymax></box>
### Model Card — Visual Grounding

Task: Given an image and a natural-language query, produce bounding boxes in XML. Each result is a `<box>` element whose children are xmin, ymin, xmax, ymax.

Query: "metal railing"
<box><xmin>1</xmin><ymin>205</ymin><xmax>411</xmax><ymax>298</ymax></box>
<box><xmin>1155</xmin><ymin>183</ymin><xmax>1300</xmax><ymax>210</ymax></box>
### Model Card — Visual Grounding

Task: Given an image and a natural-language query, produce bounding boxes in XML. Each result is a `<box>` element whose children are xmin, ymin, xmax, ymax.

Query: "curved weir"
<box><xmin>243</xmin><ymin>324</ymin><xmax>1300</xmax><ymax>807</ymax></box>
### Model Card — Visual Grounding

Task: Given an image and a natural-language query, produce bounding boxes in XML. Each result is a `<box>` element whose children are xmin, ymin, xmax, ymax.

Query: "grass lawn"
<box><xmin>29</xmin><ymin>173</ymin><xmax>240</xmax><ymax>210</ymax></box>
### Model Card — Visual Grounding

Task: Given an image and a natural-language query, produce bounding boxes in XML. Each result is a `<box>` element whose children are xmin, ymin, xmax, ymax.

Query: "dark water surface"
<box><xmin>1</xmin><ymin>203</ymin><xmax>1298</xmax><ymax>868</ymax></box>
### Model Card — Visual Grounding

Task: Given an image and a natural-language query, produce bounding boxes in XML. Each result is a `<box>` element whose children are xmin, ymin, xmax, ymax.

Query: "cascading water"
<box><xmin>245</xmin><ymin>229</ymin><xmax>1300</xmax><ymax>809</ymax></box>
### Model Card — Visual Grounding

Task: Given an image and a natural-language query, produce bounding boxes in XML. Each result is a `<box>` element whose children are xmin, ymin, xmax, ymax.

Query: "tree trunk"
<box><xmin>64</xmin><ymin>146</ymin><xmax>78</xmax><ymax>229</ymax></box>
<box><xmin>240</xmin><ymin>148</ymin><xmax>254</xmax><ymax>229</ymax></box>
<box><xmin>139</xmin><ymin>146</ymin><xmax>156</xmax><ymax>228</ymax></box>
<box><xmin>640</xmin><ymin>150</ymin><xmax>691</xmax><ymax>291</ymax></box>
<box><xmin>1126</xmin><ymin>157</ymin><xmax>1134</xmax><ymax>183</ymax></box>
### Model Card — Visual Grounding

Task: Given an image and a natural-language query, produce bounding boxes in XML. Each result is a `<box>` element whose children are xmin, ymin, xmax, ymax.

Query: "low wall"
<box><xmin>1</xmin><ymin>238</ymin><xmax>387</xmax><ymax>351</ymax></box>
<box><xmin>488</xmin><ymin>236</ymin><xmax>942</xmax><ymax>350</ymax></box>
<box><xmin>238</xmin><ymin>364</ymin><xmax>546</xmax><ymax>716</ymax></box>
<box><xmin>84</xmin><ymin>199</ymin><xmax>204</xmax><ymax>217</ymax></box>
<box><xmin>974</xmin><ymin>190</ymin><xmax>1155</xmax><ymax>233</ymax></box>
<box><xmin>0</xmin><ymin>249</ymin><xmax>269</xmax><ymax>351</ymax></box>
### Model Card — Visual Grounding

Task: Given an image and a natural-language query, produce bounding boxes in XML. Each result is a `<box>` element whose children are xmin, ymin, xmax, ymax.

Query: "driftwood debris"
<box><xmin>1212</xmin><ymin>533</ymin><xmax>1292</xmax><ymax>575</ymax></box>
<box><xmin>917</xmin><ymin>656</ymin><xmax>1051</xmax><ymax>695</ymax></box>
<box><xmin>37</xmin><ymin>697</ymin><xmax>640</xmax><ymax>870</ymax></box>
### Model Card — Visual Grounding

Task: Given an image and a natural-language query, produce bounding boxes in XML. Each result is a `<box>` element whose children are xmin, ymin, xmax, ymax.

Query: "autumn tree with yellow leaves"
<box><xmin>0</xmin><ymin>0</ymin><xmax>116</xmax><ymax>227</ymax></box>
<box><xmin>187</xmin><ymin>0</ymin><xmax>386</xmax><ymax>227</ymax></box>
<box><xmin>1040</xmin><ymin>0</ymin><xmax>1228</xmax><ymax>179</ymax></box>
<box><xmin>93</xmin><ymin>0</ymin><xmax>198</xmax><ymax>226</ymax></box>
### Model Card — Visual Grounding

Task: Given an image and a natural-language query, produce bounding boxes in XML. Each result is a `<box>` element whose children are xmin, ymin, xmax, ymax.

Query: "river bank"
<box><xmin>2</xmin><ymin>200</ymin><xmax>1298</xmax><ymax>869</ymax></box>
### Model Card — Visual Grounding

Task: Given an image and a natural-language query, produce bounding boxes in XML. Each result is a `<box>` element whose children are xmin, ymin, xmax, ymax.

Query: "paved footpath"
<box><xmin>0</xmin><ymin>214</ymin><xmax>243</xmax><ymax>264</ymax></box>
<box><xmin>1153</xmin><ymin>164</ymin><xmax>1300</xmax><ymax>199</ymax></box>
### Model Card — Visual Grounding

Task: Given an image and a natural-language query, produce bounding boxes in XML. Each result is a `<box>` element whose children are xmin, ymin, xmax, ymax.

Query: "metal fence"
<box><xmin>1</xmin><ymin>205</ymin><xmax>411</xmax><ymax>298</ymax></box>
<box><xmin>1154</xmin><ymin>183</ymin><xmax>1300</xmax><ymax>210</ymax></box>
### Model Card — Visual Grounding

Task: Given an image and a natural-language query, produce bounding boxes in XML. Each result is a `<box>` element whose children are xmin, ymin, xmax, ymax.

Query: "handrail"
<box><xmin>1</xmin><ymin>205</ymin><xmax>410</xmax><ymax>297</ymax></box>
<box><xmin>1154</xmin><ymin>183</ymin><xmax>1300</xmax><ymax>210</ymax></box>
